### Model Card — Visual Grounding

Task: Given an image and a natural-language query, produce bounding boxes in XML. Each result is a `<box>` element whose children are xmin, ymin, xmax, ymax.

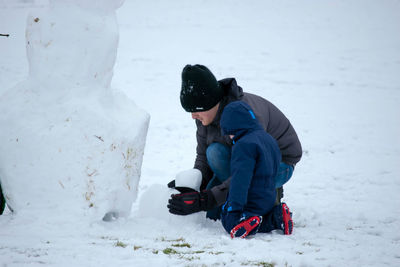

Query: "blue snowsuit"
<box><xmin>219</xmin><ymin>101</ymin><xmax>281</xmax><ymax>234</ymax></box>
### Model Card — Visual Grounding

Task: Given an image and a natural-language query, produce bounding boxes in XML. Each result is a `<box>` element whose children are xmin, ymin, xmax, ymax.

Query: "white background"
<box><xmin>1</xmin><ymin>0</ymin><xmax>400</xmax><ymax>266</ymax></box>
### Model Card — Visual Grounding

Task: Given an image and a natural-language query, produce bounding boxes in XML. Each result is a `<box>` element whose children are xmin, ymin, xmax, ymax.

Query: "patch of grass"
<box><xmin>160</xmin><ymin>237</ymin><xmax>185</xmax><ymax>242</ymax></box>
<box><xmin>100</xmin><ymin>236</ymin><xmax>118</xmax><ymax>241</ymax></box>
<box><xmin>242</xmin><ymin>261</ymin><xmax>276</xmax><ymax>267</ymax></box>
<box><xmin>129</xmin><ymin>237</ymin><xmax>213</xmax><ymax>262</ymax></box>
<box><xmin>209</xmin><ymin>251</ymin><xmax>224</xmax><ymax>255</ymax></box>
<box><xmin>179</xmin><ymin>255</ymin><xmax>201</xmax><ymax>261</ymax></box>
<box><xmin>114</xmin><ymin>241</ymin><xmax>128</xmax><ymax>248</ymax></box>
<box><xmin>163</xmin><ymin>247</ymin><xmax>178</xmax><ymax>255</ymax></box>
<box><xmin>172</xmin><ymin>243</ymin><xmax>191</xmax><ymax>248</ymax></box>
<box><xmin>191</xmin><ymin>250</ymin><xmax>205</xmax><ymax>254</ymax></box>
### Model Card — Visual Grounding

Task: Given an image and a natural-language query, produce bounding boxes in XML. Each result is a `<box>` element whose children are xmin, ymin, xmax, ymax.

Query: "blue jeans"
<box><xmin>275</xmin><ymin>162</ymin><xmax>294</xmax><ymax>188</ymax></box>
<box><xmin>205</xmin><ymin>143</ymin><xmax>294</xmax><ymax>219</ymax></box>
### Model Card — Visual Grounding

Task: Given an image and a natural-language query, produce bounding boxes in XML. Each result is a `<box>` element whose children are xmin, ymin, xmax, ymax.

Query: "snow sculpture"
<box><xmin>0</xmin><ymin>0</ymin><xmax>149</xmax><ymax>221</ymax></box>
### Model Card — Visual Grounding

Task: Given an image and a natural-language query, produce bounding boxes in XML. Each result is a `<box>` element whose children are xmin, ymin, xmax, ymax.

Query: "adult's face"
<box><xmin>191</xmin><ymin>103</ymin><xmax>220</xmax><ymax>126</ymax></box>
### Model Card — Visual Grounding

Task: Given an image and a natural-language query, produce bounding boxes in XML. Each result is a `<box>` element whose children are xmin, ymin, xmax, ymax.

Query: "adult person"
<box><xmin>167</xmin><ymin>64</ymin><xmax>302</xmax><ymax>221</ymax></box>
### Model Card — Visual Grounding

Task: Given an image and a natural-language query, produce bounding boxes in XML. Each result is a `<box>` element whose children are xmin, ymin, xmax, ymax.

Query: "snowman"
<box><xmin>0</xmin><ymin>0</ymin><xmax>149</xmax><ymax>221</ymax></box>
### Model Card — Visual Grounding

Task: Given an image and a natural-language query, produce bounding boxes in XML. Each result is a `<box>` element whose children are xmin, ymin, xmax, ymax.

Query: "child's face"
<box><xmin>229</xmin><ymin>135</ymin><xmax>234</xmax><ymax>139</ymax></box>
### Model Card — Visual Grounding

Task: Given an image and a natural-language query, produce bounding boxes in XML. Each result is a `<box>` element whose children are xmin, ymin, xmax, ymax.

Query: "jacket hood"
<box><xmin>220</xmin><ymin>101</ymin><xmax>263</xmax><ymax>141</ymax></box>
<box><xmin>209</xmin><ymin>78</ymin><xmax>244</xmax><ymax>126</ymax></box>
<box><xmin>218</xmin><ymin>78</ymin><xmax>244</xmax><ymax>100</ymax></box>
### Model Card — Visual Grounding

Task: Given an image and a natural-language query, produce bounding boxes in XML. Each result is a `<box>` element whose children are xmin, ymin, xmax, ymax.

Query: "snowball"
<box><xmin>175</xmin><ymin>168</ymin><xmax>202</xmax><ymax>191</ymax></box>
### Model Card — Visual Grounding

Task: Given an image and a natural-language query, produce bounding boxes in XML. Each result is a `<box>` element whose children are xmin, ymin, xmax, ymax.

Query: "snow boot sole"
<box><xmin>230</xmin><ymin>216</ymin><xmax>262</xmax><ymax>239</ymax></box>
<box><xmin>282</xmin><ymin>203</ymin><xmax>293</xmax><ymax>235</ymax></box>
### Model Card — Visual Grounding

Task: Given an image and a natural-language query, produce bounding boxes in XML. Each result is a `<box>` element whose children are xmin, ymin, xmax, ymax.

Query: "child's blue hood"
<box><xmin>220</xmin><ymin>101</ymin><xmax>264</xmax><ymax>141</ymax></box>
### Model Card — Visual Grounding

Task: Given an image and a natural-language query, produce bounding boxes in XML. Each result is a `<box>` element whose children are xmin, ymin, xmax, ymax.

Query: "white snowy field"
<box><xmin>1</xmin><ymin>0</ymin><xmax>400</xmax><ymax>266</ymax></box>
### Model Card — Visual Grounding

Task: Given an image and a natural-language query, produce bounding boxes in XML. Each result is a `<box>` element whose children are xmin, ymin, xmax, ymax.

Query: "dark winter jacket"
<box><xmin>193</xmin><ymin>78</ymin><xmax>302</xmax><ymax>204</ymax></box>
<box><xmin>220</xmin><ymin>101</ymin><xmax>281</xmax><ymax>216</ymax></box>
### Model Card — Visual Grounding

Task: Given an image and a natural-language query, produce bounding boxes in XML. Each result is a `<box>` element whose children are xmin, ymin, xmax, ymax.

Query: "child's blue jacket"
<box><xmin>220</xmin><ymin>101</ymin><xmax>281</xmax><ymax>216</ymax></box>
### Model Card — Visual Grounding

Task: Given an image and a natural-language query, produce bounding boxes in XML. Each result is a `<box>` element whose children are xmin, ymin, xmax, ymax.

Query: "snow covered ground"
<box><xmin>1</xmin><ymin>0</ymin><xmax>400</xmax><ymax>266</ymax></box>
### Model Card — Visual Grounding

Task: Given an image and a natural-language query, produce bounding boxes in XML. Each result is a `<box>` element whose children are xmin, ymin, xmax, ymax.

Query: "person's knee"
<box><xmin>206</xmin><ymin>143</ymin><xmax>230</xmax><ymax>170</ymax></box>
<box><xmin>206</xmin><ymin>143</ymin><xmax>231</xmax><ymax>183</ymax></box>
<box><xmin>206</xmin><ymin>143</ymin><xmax>222</xmax><ymax>164</ymax></box>
<box><xmin>274</xmin><ymin>163</ymin><xmax>294</xmax><ymax>188</ymax></box>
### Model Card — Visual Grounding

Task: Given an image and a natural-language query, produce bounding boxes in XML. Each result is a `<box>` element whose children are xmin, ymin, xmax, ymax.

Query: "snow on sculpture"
<box><xmin>0</xmin><ymin>0</ymin><xmax>149</xmax><ymax>221</ymax></box>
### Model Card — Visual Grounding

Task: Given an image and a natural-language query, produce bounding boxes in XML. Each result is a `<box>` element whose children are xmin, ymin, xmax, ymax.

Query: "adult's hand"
<box><xmin>167</xmin><ymin>190</ymin><xmax>216</xmax><ymax>215</ymax></box>
<box><xmin>167</xmin><ymin>179</ymin><xmax>196</xmax><ymax>194</ymax></box>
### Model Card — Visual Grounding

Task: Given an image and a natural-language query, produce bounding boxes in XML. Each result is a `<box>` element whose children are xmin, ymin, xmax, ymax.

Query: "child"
<box><xmin>220</xmin><ymin>101</ymin><xmax>293</xmax><ymax>238</ymax></box>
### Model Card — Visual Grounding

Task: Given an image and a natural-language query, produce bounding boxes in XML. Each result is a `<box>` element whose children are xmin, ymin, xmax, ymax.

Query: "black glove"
<box><xmin>167</xmin><ymin>190</ymin><xmax>216</xmax><ymax>215</ymax></box>
<box><xmin>167</xmin><ymin>179</ymin><xmax>196</xmax><ymax>194</ymax></box>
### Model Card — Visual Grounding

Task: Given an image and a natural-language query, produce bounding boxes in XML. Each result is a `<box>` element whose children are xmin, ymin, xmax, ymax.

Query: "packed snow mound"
<box><xmin>137</xmin><ymin>184</ymin><xmax>205</xmax><ymax>224</ymax></box>
<box><xmin>27</xmin><ymin>1</ymin><xmax>120</xmax><ymax>88</ymax></box>
<box><xmin>49</xmin><ymin>0</ymin><xmax>124</xmax><ymax>14</ymax></box>
<box><xmin>0</xmin><ymin>0</ymin><xmax>149</xmax><ymax>221</ymax></box>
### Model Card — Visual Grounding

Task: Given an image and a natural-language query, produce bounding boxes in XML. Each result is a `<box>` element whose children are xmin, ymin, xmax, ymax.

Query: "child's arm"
<box><xmin>227</xmin><ymin>142</ymin><xmax>257</xmax><ymax>212</ymax></box>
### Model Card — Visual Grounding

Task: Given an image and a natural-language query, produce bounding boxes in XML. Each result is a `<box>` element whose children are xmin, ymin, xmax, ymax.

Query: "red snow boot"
<box><xmin>230</xmin><ymin>216</ymin><xmax>262</xmax><ymax>239</ymax></box>
<box><xmin>282</xmin><ymin>203</ymin><xmax>293</xmax><ymax>235</ymax></box>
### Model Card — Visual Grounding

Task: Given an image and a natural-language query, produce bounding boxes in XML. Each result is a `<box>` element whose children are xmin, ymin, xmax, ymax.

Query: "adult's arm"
<box><xmin>193</xmin><ymin>119</ymin><xmax>213</xmax><ymax>188</ymax></box>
